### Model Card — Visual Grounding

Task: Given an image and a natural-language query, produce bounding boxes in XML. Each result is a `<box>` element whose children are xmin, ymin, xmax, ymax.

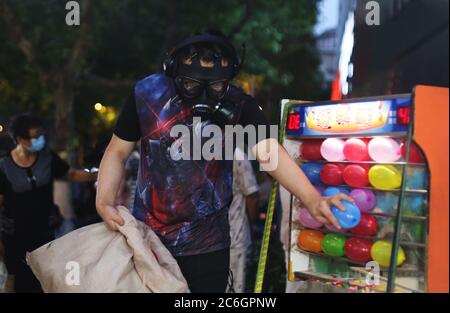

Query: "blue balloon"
<box><xmin>301</xmin><ymin>162</ymin><xmax>324</xmax><ymax>185</ymax></box>
<box><xmin>323</xmin><ymin>187</ymin><xmax>341</xmax><ymax>197</ymax></box>
<box><xmin>331</xmin><ymin>200</ymin><xmax>361</xmax><ymax>229</ymax></box>
<box><xmin>323</xmin><ymin>186</ymin><xmax>350</xmax><ymax>197</ymax></box>
<box><xmin>375</xmin><ymin>192</ymin><xmax>398</xmax><ymax>215</ymax></box>
<box><xmin>338</xmin><ymin>187</ymin><xmax>350</xmax><ymax>195</ymax></box>
<box><xmin>404</xmin><ymin>194</ymin><xmax>425</xmax><ymax>215</ymax></box>
<box><xmin>406</xmin><ymin>168</ymin><xmax>427</xmax><ymax>190</ymax></box>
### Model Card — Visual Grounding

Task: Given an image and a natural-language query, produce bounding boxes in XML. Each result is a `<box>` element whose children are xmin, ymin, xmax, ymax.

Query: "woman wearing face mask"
<box><xmin>0</xmin><ymin>113</ymin><xmax>97</xmax><ymax>293</ymax></box>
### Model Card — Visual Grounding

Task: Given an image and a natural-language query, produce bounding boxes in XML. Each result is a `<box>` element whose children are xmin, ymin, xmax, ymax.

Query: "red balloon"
<box><xmin>400</xmin><ymin>140</ymin><xmax>425</xmax><ymax>163</ymax></box>
<box><xmin>343</xmin><ymin>138</ymin><xmax>370</xmax><ymax>161</ymax></box>
<box><xmin>320</xmin><ymin>163</ymin><xmax>344</xmax><ymax>185</ymax></box>
<box><xmin>360</xmin><ymin>163</ymin><xmax>371</xmax><ymax>171</ymax></box>
<box><xmin>344</xmin><ymin>238</ymin><xmax>373</xmax><ymax>262</ymax></box>
<box><xmin>349</xmin><ymin>214</ymin><xmax>378</xmax><ymax>236</ymax></box>
<box><xmin>343</xmin><ymin>164</ymin><xmax>369</xmax><ymax>187</ymax></box>
<box><xmin>300</xmin><ymin>140</ymin><xmax>324</xmax><ymax>160</ymax></box>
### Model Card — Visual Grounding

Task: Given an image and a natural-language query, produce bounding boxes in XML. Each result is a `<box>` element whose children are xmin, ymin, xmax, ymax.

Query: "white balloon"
<box><xmin>320</xmin><ymin>138</ymin><xmax>346</xmax><ymax>162</ymax></box>
<box><xmin>368</xmin><ymin>137</ymin><xmax>401</xmax><ymax>163</ymax></box>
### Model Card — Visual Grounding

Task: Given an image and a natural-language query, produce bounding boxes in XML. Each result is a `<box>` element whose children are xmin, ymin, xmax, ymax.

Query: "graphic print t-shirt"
<box><xmin>114</xmin><ymin>73</ymin><xmax>270</xmax><ymax>256</ymax></box>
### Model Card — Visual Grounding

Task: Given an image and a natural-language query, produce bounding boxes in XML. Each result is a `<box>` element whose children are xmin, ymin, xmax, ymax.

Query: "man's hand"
<box><xmin>307</xmin><ymin>193</ymin><xmax>355</xmax><ymax>229</ymax></box>
<box><xmin>251</xmin><ymin>139</ymin><xmax>355</xmax><ymax>229</ymax></box>
<box><xmin>96</xmin><ymin>204</ymin><xmax>125</xmax><ymax>231</ymax></box>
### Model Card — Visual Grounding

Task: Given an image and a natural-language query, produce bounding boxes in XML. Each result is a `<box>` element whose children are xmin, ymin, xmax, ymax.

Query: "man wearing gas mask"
<box><xmin>96</xmin><ymin>30</ymin><xmax>352</xmax><ymax>293</ymax></box>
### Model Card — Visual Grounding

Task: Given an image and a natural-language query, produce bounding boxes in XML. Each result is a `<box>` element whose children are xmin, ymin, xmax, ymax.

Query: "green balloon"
<box><xmin>322</xmin><ymin>233</ymin><xmax>346</xmax><ymax>257</ymax></box>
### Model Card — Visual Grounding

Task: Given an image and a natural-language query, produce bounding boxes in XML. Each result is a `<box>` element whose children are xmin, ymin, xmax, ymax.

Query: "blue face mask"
<box><xmin>28</xmin><ymin>135</ymin><xmax>46</xmax><ymax>152</ymax></box>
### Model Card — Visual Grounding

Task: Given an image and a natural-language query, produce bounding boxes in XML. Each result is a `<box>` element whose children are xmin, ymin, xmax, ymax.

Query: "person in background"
<box><xmin>227</xmin><ymin>148</ymin><xmax>259</xmax><ymax>293</ymax></box>
<box><xmin>0</xmin><ymin>113</ymin><xmax>97</xmax><ymax>293</ymax></box>
<box><xmin>252</xmin><ymin>171</ymin><xmax>273</xmax><ymax>240</ymax></box>
<box><xmin>0</xmin><ymin>210</ymin><xmax>9</xmax><ymax>292</ymax></box>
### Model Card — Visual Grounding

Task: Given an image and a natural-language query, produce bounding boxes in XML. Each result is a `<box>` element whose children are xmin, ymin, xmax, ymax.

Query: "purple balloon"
<box><xmin>298</xmin><ymin>208</ymin><xmax>323</xmax><ymax>229</ymax></box>
<box><xmin>325</xmin><ymin>223</ymin><xmax>349</xmax><ymax>233</ymax></box>
<box><xmin>349</xmin><ymin>189</ymin><xmax>376</xmax><ymax>212</ymax></box>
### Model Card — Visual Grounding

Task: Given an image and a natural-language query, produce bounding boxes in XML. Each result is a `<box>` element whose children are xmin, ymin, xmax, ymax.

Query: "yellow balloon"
<box><xmin>368</xmin><ymin>165</ymin><xmax>402</xmax><ymax>190</ymax></box>
<box><xmin>370</xmin><ymin>240</ymin><xmax>406</xmax><ymax>267</ymax></box>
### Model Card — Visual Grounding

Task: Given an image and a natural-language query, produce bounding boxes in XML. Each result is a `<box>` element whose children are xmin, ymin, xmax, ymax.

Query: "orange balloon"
<box><xmin>297</xmin><ymin>230</ymin><xmax>324</xmax><ymax>253</ymax></box>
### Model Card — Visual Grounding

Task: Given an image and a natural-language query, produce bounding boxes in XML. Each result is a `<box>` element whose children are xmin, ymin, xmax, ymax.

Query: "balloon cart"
<box><xmin>280</xmin><ymin>86</ymin><xmax>448</xmax><ymax>293</ymax></box>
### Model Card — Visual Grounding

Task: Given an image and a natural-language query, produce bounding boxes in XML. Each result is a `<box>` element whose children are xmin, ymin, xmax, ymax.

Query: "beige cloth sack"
<box><xmin>26</xmin><ymin>206</ymin><xmax>189</xmax><ymax>293</ymax></box>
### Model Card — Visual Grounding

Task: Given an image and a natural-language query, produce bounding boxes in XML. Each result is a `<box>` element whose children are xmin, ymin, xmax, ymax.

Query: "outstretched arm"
<box><xmin>66</xmin><ymin>168</ymin><xmax>97</xmax><ymax>183</ymax></box>
<box><xmin>252</xmin><ymin>138</ymin><xmax>353</xmax><ymax>229</ymax></box>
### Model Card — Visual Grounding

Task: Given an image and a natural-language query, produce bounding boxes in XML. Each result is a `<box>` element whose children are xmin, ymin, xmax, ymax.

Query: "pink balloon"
<box><xmin>368</xmin><ymin>137</ymin><xmax>401</xmax><ymax>163</ymax></box>
<box><xmin>343</xmin><ymin>138</ymin><xmax>370</xmax><ymax>161</ymax></box>
<box><xmin>320</xmin><ymin>138</ymin><xmax>346</xmax><ymax>162</ymax></box>
<box><xmin>349</xmin><ymin>189</ymin><xmax>376</xmax><ymax>212</ymax></box>
<box><xmin>298</xmin><ymin>208</ymin><xmax>323</xmax><ymax>229</ymax></box>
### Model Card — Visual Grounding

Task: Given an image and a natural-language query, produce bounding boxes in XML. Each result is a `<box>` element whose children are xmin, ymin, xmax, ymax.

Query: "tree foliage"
<box><xmin>0</xmin><ymin>0</ymin><xmax>323</xmax><ymax>161</ymax></box>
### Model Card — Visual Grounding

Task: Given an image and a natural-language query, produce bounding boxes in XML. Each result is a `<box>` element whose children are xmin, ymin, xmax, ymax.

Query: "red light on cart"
<box><xmin>397</xmin><ymin>106</ymin><xmax>411</xmax><ymax>125</ymax></box>
<box><xmin>287</xmin><ymin>113</ymin><xmax>301</xmax><ymax>131</ymax></box>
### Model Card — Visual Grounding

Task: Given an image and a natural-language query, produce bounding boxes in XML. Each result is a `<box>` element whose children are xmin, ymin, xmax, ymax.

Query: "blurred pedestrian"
<box><xmin>227</xmin><ymin>148</ymin><xmax>259</xmax><ymax>293</ymax></box>
<box><xmin>0</xmin><ymin>113</ymin><xmax>97</xmax><ymax>293</ymax></box>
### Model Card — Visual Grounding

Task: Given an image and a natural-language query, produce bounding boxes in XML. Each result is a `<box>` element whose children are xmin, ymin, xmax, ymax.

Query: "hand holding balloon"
<box><xmin>331</xmin><ymin>201</ymin><xmax>361</xmax><ymax>229</ymax></box>
<box><xmin>308</xmin><ymin>193</ymin><xmax>356</xmax><ymax>229</ymax></box>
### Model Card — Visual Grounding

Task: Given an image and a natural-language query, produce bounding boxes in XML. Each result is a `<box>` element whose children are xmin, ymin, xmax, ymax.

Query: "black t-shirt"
<box><xmin>0</xmin><ymin>146</ymin><xmax>70</xmax><ymax>245</ymax></box>
<box><xmin>114</xmin><ymin>88</ymin><xmax>272</xmax><ymax>143</ymax></box>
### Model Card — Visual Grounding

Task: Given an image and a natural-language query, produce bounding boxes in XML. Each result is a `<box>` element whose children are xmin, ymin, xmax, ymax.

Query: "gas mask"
<box><xmin>173</xmin><ymin>48</ymin><xmax>238</xmax><ymax>127</ymax></box>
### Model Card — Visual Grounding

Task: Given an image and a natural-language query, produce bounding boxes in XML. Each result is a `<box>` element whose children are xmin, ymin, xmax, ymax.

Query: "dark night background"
<box><xmin>0</xmin><ymin>0</ymin><xmax>448</xmax><ymax>293</ymax></box>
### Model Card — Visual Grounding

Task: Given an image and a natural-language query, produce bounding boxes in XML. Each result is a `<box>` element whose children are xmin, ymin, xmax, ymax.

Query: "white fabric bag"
<box><xmin>26</xmin><ymin>206</ymin><xmax>189</xmax><ymax>293</ymax></box>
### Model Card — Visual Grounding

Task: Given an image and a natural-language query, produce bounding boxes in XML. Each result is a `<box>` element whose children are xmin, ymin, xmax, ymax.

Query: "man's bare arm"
<box><xmin>251</xmin><ymin>138</ymin><xmax>353</xmax><ymax>228</ymax></box>
<box><xmin>96</xmin><ymin>134</ymin><xmax>135</xmax><ymax>230</ymax></box>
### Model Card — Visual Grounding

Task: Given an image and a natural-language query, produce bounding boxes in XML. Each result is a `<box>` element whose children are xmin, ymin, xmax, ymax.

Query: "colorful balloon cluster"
<box><xmin>300</xmin><ymin>138</ymin><xmax>421</xmax><ymax>190</ymax></box>
<box><xmin>312</xmin><ymin>137</ymin><xmax>404</xmax><ymax>163</ymax></box>
<box><xmin>299</xmin><ymin>186</ymin><xmax>378</xmax><ymax>231</ymax></box>
<box><xmin>296</xmin><ymin>230</ymin><xmax>406</xmax><ymax>265</ymax></box>
<box><xmin>297</xmin><ymin>183</ymin><xmax>405</xmax><ymax>266</ymax></box>
<box><xmin>296</xmin><ymin>137</ymin><xmax>424</xmax><ymax>268</ymax></box>
<box><xmin>301</xmin><ymin>138</ymin><xmax>425</xmax><ymax>164</ymax></box>
<box><xmin>319</xmin><ymin>162</ymin><xmax>403</xmax><ymax>190</ymax></box>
